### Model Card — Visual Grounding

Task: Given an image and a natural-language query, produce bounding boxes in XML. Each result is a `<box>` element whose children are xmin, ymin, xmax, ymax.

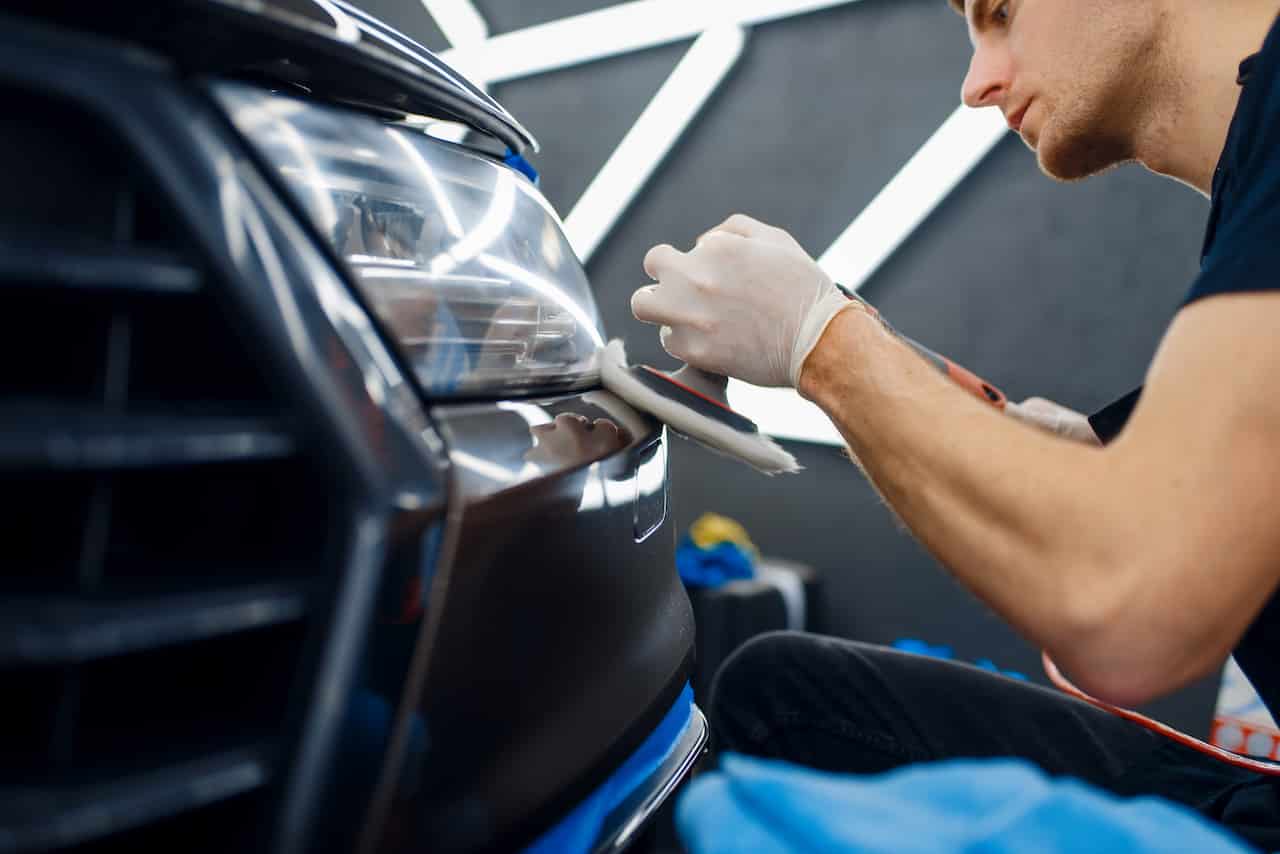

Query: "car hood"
<box><xmin>6</xmin><ymin>0</ymin><xmax>538</xmax><ymax>154</ymax></box>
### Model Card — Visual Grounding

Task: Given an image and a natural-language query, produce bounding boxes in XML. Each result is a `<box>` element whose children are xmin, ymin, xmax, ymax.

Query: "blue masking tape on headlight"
<box><xmin>504</xmin><ymin>149</ymin><xmax>540</xmax><ymax>185</ymax></box>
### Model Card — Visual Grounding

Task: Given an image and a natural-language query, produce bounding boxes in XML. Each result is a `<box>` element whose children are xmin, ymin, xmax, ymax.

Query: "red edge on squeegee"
<box><xmin>637</xmin><ymin>365</ymin><xmax>739</xmax><ymax>416</ymax></box>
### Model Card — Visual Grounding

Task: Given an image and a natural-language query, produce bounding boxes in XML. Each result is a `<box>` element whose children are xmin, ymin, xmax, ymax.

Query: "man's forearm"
<box><xmin>632</xmin><ymin>215</ymin><xmax>1278</xmax><ymax>704</ymax></box>
<box><xmin>799</xmin><ymin>308</ymin><xmax>1133</xmax><ymax>681</ymax></box>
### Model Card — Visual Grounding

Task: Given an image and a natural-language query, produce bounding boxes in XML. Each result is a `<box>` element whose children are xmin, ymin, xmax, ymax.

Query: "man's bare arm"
<box><xmin>799</xmin><ymin>292</ymin><xmax>1280</xmax><ymax>706</ymax></box>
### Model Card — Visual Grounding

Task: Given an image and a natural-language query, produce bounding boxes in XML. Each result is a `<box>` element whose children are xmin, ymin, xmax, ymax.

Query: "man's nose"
<box><xmin>962</xmin><ymin>46</ymin><xmax>1011</xmax><ymax>109</ymax></box>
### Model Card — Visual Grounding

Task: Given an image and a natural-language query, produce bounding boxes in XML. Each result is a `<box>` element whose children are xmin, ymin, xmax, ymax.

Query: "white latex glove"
<box><xmin>630</xmin><ymin>214</ymin><xmax>859</xmax><ymax>388</ymax></box>
<box><xmin>1006</xmin><ymin>397</ymin><xmax>1101</xmax><ymax>445</ymax></box>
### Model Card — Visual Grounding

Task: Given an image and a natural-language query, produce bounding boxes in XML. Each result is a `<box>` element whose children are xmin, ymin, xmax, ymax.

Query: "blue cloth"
<box><xmin>892</xmin><ymin>638</ymin><xmax>1027</xmax><ymax>681</ymax></box>
<box><xmin>522</xmin><ymin>684</ymin><xmax>694</xmax><ymax>854</ymax></box>
<box><xmin>677</xmin><ymin>754</ymin><xmax>1258</xmax><ymax>854</ymax></box>
<box><xmin>676</xmin><ymin>540</ymin><xmax>755</xmax><ymax>588</ymax></box>
<box><xmin>892</xmin><ymin>638</ymin><xmax>955</xmax><ymax>659</ymax></box>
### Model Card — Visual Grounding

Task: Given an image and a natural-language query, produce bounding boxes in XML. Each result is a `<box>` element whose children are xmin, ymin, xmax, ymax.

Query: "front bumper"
<box><xmin>0</xmin><ymin>13</ymin><xmax>697</xmax><ymax>854</ymax></box>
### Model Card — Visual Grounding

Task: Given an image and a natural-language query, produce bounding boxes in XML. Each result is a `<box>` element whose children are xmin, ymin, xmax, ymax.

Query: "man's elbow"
<box><xmin>1051</xmin><ymin>575</ymin><xmax>1221</xmax><ymax>709</ymax></box>
<box><xmin>1057</xmin><ymin>655</ymin><xmax>1188</xmax><ymax>709</ymax></box>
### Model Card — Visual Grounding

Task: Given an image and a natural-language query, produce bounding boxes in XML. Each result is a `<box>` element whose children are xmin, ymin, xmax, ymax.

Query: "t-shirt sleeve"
<box><xmin>1185</xmin><ymin>44</ymin><xmax>1280</xmax><ymax>305</ymax></box>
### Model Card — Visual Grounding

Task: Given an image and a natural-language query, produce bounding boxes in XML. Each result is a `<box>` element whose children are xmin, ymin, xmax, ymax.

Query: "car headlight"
<box><xmin>213</xmin><ymin>82</ymin><xmax>604</xmax><ymax>397</ymax></box>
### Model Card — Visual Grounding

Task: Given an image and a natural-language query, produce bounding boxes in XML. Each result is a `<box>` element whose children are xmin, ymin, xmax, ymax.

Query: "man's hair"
<box><xmin>947</xmin><ymin>0</ymin><xmax>963</xmax><ymax>13</ymax></box>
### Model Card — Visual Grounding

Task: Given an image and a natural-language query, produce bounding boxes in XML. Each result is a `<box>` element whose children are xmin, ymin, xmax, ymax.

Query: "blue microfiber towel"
<box><xmin>522</xmin><ymin>684</ymin><xmax>694</xmax><ymax>854</ymax></box>
<box><xmin>677</xmin><ymin>753</ymin><xmax>1258</xmax><ymax>854</ymax></box>
<box><xmin>676</xmin><ymin>540</ymin><xmax>755</xmax><ymax>588</ymax></box>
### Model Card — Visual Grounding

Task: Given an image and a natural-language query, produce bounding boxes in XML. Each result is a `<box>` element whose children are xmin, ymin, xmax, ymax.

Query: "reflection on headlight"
<box><xmin>478</xmin><ymin>253</ymin><xmax>605</xmax><ymax>349</ymax></box>
<box><xmin>385</xmin><ymin>127</ymin><xmax>463</xmax><ymax>238</ymax></box>
<box><xmin>429</xmin><ymin>169</ymin><xmax>515</xmax><ymax>277</ymax></box>
<box><xmin>214</xmin><ymin>82</ymin><xmax>604</xmax><ymax>396</ymax></box>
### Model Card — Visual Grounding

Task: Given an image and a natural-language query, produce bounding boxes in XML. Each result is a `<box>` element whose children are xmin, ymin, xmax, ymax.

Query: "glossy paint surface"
<box><xmin>364</xmin><ymin>390</ymin><xmax>694</xmax><ymax>853</ymax></box>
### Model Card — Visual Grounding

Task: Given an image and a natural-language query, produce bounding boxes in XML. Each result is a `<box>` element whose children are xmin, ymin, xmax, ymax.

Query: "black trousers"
<box><xmin>708</xmin><ymin>632</ymin><xmax>1280</xmax><ymax>851</ymax></box>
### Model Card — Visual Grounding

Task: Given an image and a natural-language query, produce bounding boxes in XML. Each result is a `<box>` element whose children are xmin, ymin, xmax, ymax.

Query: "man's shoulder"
<box><xmin>1228</xmin><ymin>15</ymin><xmax>1280</xmax><ymax>178</ymax></box>
<box><xmin>1187</xmin><ymin>16</ymin><xmax>1280</xmax><ymax>306</ymax></box>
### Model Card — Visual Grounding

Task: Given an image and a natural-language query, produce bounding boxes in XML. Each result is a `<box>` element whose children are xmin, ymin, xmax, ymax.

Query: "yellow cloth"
<box><xmin>689</xmin><ymin>512</ymin><xmax>759</xmax><ymax>556</ymax></box>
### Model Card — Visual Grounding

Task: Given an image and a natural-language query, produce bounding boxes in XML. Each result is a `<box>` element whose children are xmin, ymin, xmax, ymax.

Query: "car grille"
<box><xmin>0</xmin><ymin>82</ymin><xmax>340</xmax><ymax>852</ymax></box>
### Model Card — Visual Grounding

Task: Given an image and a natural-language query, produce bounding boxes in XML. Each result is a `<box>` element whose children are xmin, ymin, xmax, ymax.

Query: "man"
<box><xmin>630</xmin><ymin>0</ymin><xmax>1280</xmax><ymax>847</ymax></box>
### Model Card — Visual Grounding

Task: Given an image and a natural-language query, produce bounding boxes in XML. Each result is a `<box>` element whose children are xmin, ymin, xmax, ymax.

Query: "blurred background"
<box><xmin>356</xmin><ymin>0</ymin><xmax>1217</xmax><ymax>729</ymax></box>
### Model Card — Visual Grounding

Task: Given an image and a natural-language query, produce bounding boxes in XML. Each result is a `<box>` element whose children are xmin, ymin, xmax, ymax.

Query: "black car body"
<box><xmin>1</xmin><ymin>3</ymin><xmax>701</xmax><ymax>852</ymax></box>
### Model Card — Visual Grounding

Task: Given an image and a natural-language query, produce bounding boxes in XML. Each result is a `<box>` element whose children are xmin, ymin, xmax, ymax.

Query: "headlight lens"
<box><xmin>213</xmin><ymin>82</ymin><xmax>603</xmax><ymax>397</ymax></box>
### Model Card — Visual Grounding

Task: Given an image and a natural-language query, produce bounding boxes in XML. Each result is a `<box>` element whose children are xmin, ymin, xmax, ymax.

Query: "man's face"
<box><xmin>962</xmin><ymin>0</ymin><xmax>1164</xmax><ymax>181</ymax></box>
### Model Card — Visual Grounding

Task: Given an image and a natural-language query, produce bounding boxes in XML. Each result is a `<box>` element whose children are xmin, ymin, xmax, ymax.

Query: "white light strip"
<box><xmin>440</xmin><ymin>0</ymin><xmax>860</xmax><ymax>84</ymax></box>
<box><xmin>727</xmin><ymin>105</ymin><xmax>1009</xmax><ymax>446</ymax></box>
<box><xmin>725</xmin><ymin>381</ymin><xmax>845</xmax><ymax>444</ymax></box>
<box><xmin>563</xmin><ymin>26</ymin><xmax>747</xmax><ymax>263</ymax></box>
<box><xmin>819</xmin><ymin>104</ymin><xmax>1009</xmax><ymax>293</ymax></box>
<box><xmin>422</xmin><ymin>0</ymin><xmax>491</xmax><ymax>144</ymax></box>
<box><xmin>420</xmin><ymin>0</ymin><xmax>489</xmax><ymax>48</ymax></box>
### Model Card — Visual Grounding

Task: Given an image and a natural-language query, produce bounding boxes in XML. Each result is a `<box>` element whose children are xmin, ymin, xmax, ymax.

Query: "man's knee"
<box><xmin>709</xmin><ymin>631</ymin><xmax>879</xmax><ymax>731</ymax></box>
<box><xmin>709</xmin><ymin>631</ymin><xmax>810</xmax><ymax>707</ymax></box>
<box><xmin>707</xmin><ymin>631</ymin><xmax>814</xmax><ymax>750</ymax></box>
<box><xmin>707</xmin><ymin>633</ymin><xmax>905</xmax><ymax>764</ymax></box>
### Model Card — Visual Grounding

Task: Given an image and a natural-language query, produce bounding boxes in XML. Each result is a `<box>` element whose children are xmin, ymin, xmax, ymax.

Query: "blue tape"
<box><xmin>504</xmin><ymin>149</ymin><xmax>540</xmax><ymax>185</ymax></box>
<box><xmin>522</xmin><ymin>683</ymin><xmax>695</xmax><ymax>854</ymax></box>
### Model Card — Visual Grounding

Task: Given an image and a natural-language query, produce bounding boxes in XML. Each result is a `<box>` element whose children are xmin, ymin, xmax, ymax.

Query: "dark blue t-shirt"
<box><xmin>1090</xmin><ymin>18</ymin><xmax>1280</xmax><ymax>723</ymax></box>
<box><xmin>1190</xmin><ymin>16</ymin><xmax>1280</xmax><ymax>305</ymax></box>
<box><xmin>1192</xmin><ymin>17</ymin><xmax>1280</xmax><ymax>726</ymax></box>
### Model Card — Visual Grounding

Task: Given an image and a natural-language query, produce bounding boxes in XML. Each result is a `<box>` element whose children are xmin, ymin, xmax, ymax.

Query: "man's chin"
<box><xmin>1037</xmin><ymin>150</ymin><xmax>1086</xmax><ymax>183</ymax></box>
<box><xmin>1035</xmin><ymin>133</ymin><xmax>1127</xmax><ymax>183</ymax></box>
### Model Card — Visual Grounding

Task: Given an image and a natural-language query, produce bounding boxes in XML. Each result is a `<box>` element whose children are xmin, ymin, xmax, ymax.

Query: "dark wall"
<box><xmin>362</xmin><ymin>0</ymin><xmax>1219</xmax><ymax>732</ymax></box>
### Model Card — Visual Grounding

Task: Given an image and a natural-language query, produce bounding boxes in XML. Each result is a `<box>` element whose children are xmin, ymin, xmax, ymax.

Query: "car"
<box><xmin>1</xmin><ymin>2</ymin><xmax>703</xmax><ymax>851</ymax></box>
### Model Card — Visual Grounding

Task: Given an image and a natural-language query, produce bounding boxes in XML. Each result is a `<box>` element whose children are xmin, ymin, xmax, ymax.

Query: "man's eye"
<box><xmin>993</xmin><ymin>1</ymin><xmax>1010</xmax><ymax>22</ymax></box>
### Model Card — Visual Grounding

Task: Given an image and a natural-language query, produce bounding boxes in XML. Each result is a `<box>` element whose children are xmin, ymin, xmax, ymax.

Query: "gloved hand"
<box><xmin>676</xmin><ymin>753</ymin><xmax>1255</xmax><ymax>854</ymax></box>
<box><xmin>1007</xmin><ymin>396</ymin><xmax>1101</xmax><ymax>445</ymax></box>
<box><xmin>631</xmin><ymin>214</ymin><xmax>860</xmax><ymax>388</ymax></box>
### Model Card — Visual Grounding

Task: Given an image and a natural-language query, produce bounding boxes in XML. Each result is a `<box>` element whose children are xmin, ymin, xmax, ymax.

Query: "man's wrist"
<box><xmin>796</xmin><ymin>302</ymin><xmax>877</xmax><ymax>404</ymax></box>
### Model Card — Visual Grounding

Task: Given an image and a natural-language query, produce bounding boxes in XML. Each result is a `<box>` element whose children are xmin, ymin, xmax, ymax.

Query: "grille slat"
<box><xmin>0</xmin><ymin>584</ymin><xmax>311</xmax><ymax>666</ymax></box>
<box><xmin>0</xmin><ymin>242</ymin><xmax>202</xmax><ymax>295</ymax></box>
<box><xmin>0</xmin><ymin>409</ymin><xmax>297</xmax><ymax>471</ymax></box>
<box><xmin>0</xmin><ymin>747</ymin><xmax>271</xmax><ymax>854</ymax></box>
<box><xmin>0</xmin><ymin>63</ymin><xmax>345</xmax><ymax>851</ymax></box>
